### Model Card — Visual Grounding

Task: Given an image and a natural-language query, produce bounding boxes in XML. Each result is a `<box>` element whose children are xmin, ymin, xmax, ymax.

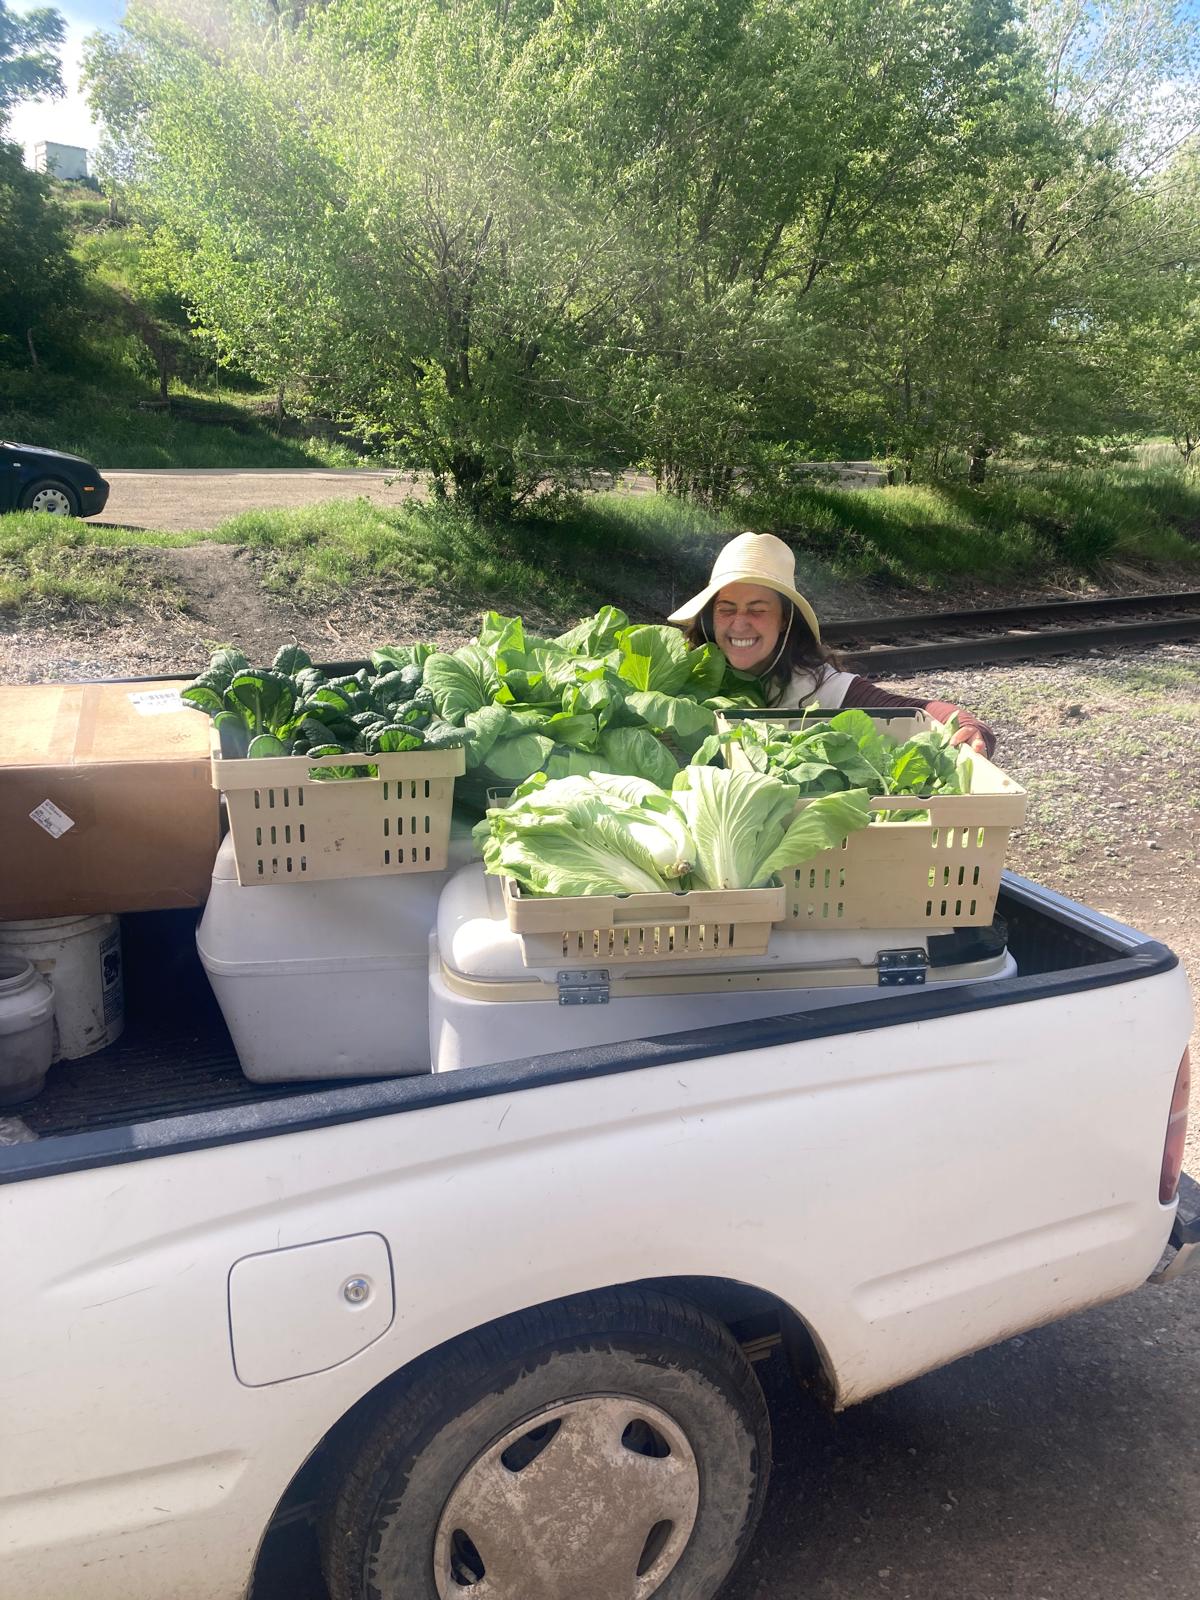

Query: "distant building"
<box><xmin>33</xmin><ymin>142</ymin><xmax>89</xmax><ymax>181</ymax></box>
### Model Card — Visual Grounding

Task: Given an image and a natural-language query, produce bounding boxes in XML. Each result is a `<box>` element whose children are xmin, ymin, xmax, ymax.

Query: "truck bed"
<box><xmin>2</xmin><ymin>873</ymin><xmax>1170</xmax><ymax>1184</ymax></box>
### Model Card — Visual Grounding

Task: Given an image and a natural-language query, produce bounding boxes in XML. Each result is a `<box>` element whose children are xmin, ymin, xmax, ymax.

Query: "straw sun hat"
<box><xmin>667</xmin><ymin>531</ymin><xmax>822</xmax><ymax>644</ymax></box>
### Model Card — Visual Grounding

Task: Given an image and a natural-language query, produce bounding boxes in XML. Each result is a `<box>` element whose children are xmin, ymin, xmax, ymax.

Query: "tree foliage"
<box><xmin>0</xmin><ymin>0</ymin><xmax>64</xmax><ymax>126</ymax></box>
<box><xmin>82</xmin><ymin>0</ymin><xmax>1200</xmax><ymax>503</ymax></box>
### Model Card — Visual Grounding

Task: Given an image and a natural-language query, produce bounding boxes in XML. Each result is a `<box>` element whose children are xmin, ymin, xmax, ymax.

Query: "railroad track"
<box><xmin>822</xmin><ymin>591</ymin><xmax>1200</xmax><ymax>674</ymax></box>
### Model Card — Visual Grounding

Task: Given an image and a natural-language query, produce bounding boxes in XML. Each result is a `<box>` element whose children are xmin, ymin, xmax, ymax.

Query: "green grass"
<box><xmin>0</xmin><ymin>369</ymin><xmax>370</xmax><ymax>470</ymax></box>
<box><xmin>208</xmin><ymin>492</ymin><xmax>739</xmax><ymax>612</ymax></box>
<box><xmin>0</xmin><ymin>513</ymin><xmax>185</xmax><ymax>615</ymax></box>
<box><xmin>3</xmin><ymin>454</ymin><xmax>1198</xmax><ymax>622</ymax></box>
<box><xmin>744</xmin><ymin>459</ymin><xmax>1200</xmax><ymax>587</ymax></box>
<box><xmin>0</xmin><ymin>492</ymin><xmax>737</xmax><ymax>620</ymax></box>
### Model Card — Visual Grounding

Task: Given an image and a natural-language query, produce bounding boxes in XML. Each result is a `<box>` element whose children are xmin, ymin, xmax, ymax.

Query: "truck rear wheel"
<box><xmin>319</xmin><ymin>1288</ymin><xmax>772</xmax><ymax>1600</ymax></box>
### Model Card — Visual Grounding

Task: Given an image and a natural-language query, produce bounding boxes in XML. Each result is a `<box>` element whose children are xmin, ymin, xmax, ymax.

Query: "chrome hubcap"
<box><xmin>433</xmin><ymin>1395</ymin><xmax>700</xmax><ymax>1600</ymax></box>
<box><xmin>29</xmin><ymin>487</ymin><xmax>72</xmax><ymax>515</ymax></box>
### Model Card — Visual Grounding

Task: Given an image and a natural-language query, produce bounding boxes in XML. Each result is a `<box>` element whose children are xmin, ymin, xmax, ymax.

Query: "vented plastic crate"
<box><xmin>722</xmin><ymin>710</ymin><xmax>1026</xmax><ymax>929</ymax></box>
<box><xmin>501</xmin><ymin>876</ymin><xmax>787</xmax><ymax>967</ymax></box>
<box><xmin>211</xmin><ymin>733</ymin><xmax>466</xmax><ymax>886</ymax></box>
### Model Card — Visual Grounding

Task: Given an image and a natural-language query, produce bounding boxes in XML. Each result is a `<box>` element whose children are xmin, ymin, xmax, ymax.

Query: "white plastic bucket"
<box><xmin>0</xmin><ymin>957</ymin><xmax>56</xmax><ymax>1103</ymax></box>
<box><xmin>0</xmin><ymin>916</ymin><xmax>124</xmax><ymax>1061</ymax></box>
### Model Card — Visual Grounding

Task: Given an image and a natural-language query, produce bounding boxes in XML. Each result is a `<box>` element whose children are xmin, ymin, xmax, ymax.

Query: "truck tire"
<box><xmin>20</xmin><ymin>478</ymin><xmax>79</xmax><ymax>516</ymax></box>
<box><xmin>319</xmin><ymin>1288</ymin><xmax>772</xmax><ymax>1600</ymax></box>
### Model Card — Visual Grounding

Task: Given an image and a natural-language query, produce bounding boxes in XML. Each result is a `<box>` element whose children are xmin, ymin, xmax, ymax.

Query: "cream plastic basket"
<box><xmin>501</xmin><ymin>876</ymin><xmax>787</xmax><ymax>967</ymax></box>
<box><xmin>722</xmin><ymin>710</ymin><xmax>1026</xmax><ymax>929</ymax></box>
<box><xmin>211</xmin><ymin>731</ymin><xmax>466</xmax><ymax>886</ymax></box>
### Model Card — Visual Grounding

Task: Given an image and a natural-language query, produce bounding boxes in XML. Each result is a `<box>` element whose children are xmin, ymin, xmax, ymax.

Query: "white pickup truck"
<box><xmin>0</xmin><ymin>873</ymin><xmax>1195</xmax><ymax>1600</ymax></box>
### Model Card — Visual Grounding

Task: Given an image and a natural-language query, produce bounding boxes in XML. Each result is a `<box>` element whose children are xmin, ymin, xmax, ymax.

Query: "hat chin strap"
<box><xmin>757</xmin><ymin>605</ymin><xmax>794</xmax><ymax>684</ymax></box>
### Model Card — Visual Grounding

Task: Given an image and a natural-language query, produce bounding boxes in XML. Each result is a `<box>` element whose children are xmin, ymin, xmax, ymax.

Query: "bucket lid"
<box><xmin>0</xmin><ymin>914</ymin><xmax>117</xmax><ymax>936</ymax></box>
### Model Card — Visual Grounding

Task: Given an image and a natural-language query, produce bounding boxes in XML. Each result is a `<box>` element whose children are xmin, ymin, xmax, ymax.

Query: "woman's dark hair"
<box><xmin>685</xmin><ymin>595</ymin><xmax>845</xmax><ymax>703</ymax></box>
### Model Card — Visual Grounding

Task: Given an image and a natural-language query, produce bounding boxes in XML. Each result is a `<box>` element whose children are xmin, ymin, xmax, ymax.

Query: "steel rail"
<box><xmin>823</xmin><ymin>592</ymin><xmax>1200</xmax><ymax>674</ymax></box>
<box><xmin>95</xmin><ymin>592</ymin><xmax>1200</xmax><ymax>685</ymax></box>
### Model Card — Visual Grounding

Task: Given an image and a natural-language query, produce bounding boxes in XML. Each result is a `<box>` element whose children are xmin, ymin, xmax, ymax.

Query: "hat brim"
<box><xmin>668</xmin><ymin>578</ymin><xmax>821</xmax><ymax>645</ymax></box>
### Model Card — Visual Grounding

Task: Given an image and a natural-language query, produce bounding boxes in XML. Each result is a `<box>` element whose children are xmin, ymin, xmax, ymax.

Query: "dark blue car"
<box><xmin>0</xmin><ymin>441</ymin><xmax>110</xmax><ymax>518</ymax></box>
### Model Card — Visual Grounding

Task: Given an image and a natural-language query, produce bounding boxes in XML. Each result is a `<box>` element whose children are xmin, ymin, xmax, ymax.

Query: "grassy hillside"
<box><xmin>0</xmin><ymin>369</ymin><xmax>369</xmax><ymax>469</ymax></box>
<box><xmin>3</xmin><ymin>461</ymin><xmax>1197</xmax><ymax>623</ymax></box>
<box><xmin>0</xmin><ymin>188</ymin><xmax>373</xmax><ymax>470</ymax></box>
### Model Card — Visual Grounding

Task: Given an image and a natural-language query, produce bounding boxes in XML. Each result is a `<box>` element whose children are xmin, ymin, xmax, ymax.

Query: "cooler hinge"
<box><xmin>877</xmin><ymin>948</ymin><xmax>929</xmax><ymax>987</ymax></box>
<box><xmin>557</xmin><ymin>969</ymin><xmax>611</xmax><ymax>1005</ymax></box>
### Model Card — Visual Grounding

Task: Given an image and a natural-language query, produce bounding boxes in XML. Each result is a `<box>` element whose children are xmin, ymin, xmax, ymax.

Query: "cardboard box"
<box><xmin>0</xmin><ymin>679</ymin><xmax>221</xmax><ymax>919</ymax></box>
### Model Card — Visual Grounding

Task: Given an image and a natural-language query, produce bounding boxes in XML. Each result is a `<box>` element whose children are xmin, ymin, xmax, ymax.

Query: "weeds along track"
<box><xmin>825</xmin><ymin>591</ymin><xmax>1200</xmax><ymax>674</ymax></box>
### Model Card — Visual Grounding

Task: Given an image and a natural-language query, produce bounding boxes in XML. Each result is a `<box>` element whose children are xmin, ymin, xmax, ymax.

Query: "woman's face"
<box><xmin>712</xmin><ymin>583</ymin><xmax>786</xmax><ymax>673</ymax></box>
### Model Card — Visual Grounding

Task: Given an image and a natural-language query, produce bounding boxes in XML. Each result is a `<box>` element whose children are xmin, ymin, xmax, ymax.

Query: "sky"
<box><xmin>7</xmin><ymin>2</ymin><xmax>125</xmax><ymax>166</ymax></box>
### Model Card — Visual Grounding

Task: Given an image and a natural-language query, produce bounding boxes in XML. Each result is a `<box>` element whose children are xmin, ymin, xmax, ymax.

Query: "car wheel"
<box><xmin>20</xmin><ymin>478</ymin><xmax>80</xmax><ymax>516</ymax></box>
<box><xmin>319</xmin><ymin>1288</ymin><xmax>772</xmax><ymax>1600</ymax></box>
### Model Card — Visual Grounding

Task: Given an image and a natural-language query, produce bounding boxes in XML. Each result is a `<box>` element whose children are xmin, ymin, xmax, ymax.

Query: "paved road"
<box><xmin>95</xmin><ymin>469</ymin><xmax>432</xmax><ymax>533</ymax></box>
<box><xmin>253</xmin><ymin>1267</ymin><xmax>1200</xmax><ymax>1600</ymax></box>
<box><xmin>93</xmin><ymin>464</ymin><xmax>885</xmax><ymax>533</ymax></box>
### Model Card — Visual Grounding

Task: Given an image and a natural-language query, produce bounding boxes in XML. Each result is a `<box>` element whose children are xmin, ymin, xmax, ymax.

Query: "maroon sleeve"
<box><xmin>840</xmin><ymin>676</ymin><xmax>996</xmax><ymax>757</ymax></box>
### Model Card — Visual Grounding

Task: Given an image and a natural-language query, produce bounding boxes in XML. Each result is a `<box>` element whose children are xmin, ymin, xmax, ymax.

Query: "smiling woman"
<box><xmin>669</xmin><ymin>532</ymin><xmax>996</xmax><ymax>756</ymax></box>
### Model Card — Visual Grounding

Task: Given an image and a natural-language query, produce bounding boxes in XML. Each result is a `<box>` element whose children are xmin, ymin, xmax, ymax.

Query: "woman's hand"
<box><xmin>950</xmin><ymin>726</ymin><xmax>990</xmax><ymax>756</ymax></box>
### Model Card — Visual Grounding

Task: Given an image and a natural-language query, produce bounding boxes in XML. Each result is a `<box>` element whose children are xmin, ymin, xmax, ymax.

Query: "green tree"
<box><xmin>81</xmin><ymin>0</ymin><xmax>1200</xmax><ymax>500</ymax></box>
<box><xmin>0</xmin><ymin>0</ymin><xmax>64</xmax><ymax>126</ymax></box>
<box><xmin>0</xmin><ymin>138</ymin><xmax>80</xmax><ymax>364</ymax></box>
<box><xmin>882</xmin><ymin>0</ymin><xmax>1199</xmax><ymax>480</ymax></box>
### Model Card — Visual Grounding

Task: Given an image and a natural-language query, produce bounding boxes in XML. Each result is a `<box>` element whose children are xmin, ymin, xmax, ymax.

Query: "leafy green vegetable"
<box><xmin>247</xmin><ymin>733</ymin><xmax>287</xmax><ymax>758</ymax></box>
<box><xmin>598</xmin><ymin>725</ymin><xmax>679</xmax><ymax>790</ymax></box>
<box><xmin>272</xmin><ymin>644</ymin><xmax>313</xmax><ymax>676</ymax></box>
<box><xmin>671</xmin><ymin>766</ymin><xmax>870</xmax><ymax>889</ymax></box>
<box><xmin>186</xmin><ymin>599</ymin><xmax>760</xmax><ymax>794</ymax></box>
<box><xmin>552</xmin><ymin>606</ymin><xmax>629</xmax><ymax>657</ymax></box>
<box><xmin>621</xmin><ymin>690</ymin><xmax>717</xmax><ymax>759</ymax></box>
<box><xmin>204</xmin><ymin>647</ymin><xmax>249</xmax><ymax>695</ymax></box>
<box><xmin>485</xmin><ymin>731</ymin><xmax>556</xmax><ymax>784</ymax></box>
<box><xmin>180</xmin><ymin>683</ymin><xmax>224</xmax><ymax>716</ymax></box>
<box><xmin>183</xmin><ymin>639</ymin><xmax>454</xmax><ymax>764</ymax></box>
<box><xmin>213</xmin><ymin>709</ymin><xmax>249</xmax><ymax>759</ymax></box>
<box><xmin>612</xmin><ymin>624</ymin><xmax>692</xmax><ymax>694</ymax></box>
<box><xmin>425</xmin><ymin>645</ymin><xmax>500</xmax><ymax>724</ymax></box>
<box><xmin>724</xmin><ymin>711</ymin><xmax>973</xmax><ymax>804</ymax></box>
<box><xmin>371</xmin><ymin>643</ymin><xmax>434</xmax><ymax>674</ymax></box>
<box><xmin>757</xmin><ymin>788</ymin><xmax>875</xmax><ymax>878</ymax></box>
<box><xmin>367</xmin><ymin>726</ymin><xmax>423</xmax><ymax>753</ymax></box>
<box><xmin>480</xmin><ymin>776</ymin><xmax>693</xmax><ymax>897</ymax></box>
<box><xmin>226</xmin><ymin>671</ymin><xmax>297</xmax><ymax>738</ymax></box>
<box><xmin>478</xmin><ymin>767</ymin><xmax>871</xmax><ymax>898</ymax></box>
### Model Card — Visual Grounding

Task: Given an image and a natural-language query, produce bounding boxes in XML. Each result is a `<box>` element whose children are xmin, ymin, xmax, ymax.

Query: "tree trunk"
<box><xmin>158</xmin><ymin>355</ymin><xmax>170</xmax><ymax>403</ymax></box>
<box><xmin>451</xmin><ymin>451</ymin><xmax>515</xmax><ymax>518</ymax></box>
<box><xmin>26</xmin><ymin>328</ymin><xmax>39</xmax><ymax>368</ymax></box>
<box><xmin>968</xmin><ymin>444</ymin><xmax>989</xmax><ymax>484</ymax></box>
<box><xmin>275</xmin><ymin>383</ymin><xmax>286</xmax><ymax>424</ymax></box>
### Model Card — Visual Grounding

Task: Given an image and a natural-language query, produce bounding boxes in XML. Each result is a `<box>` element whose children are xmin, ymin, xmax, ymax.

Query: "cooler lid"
<box><xmin>202</xmin><ymin>832</ymin><xmax>464</xmax><ymax>969</ymax></box>
<box><xmin>437</xmin><ymin>862</ymin><xmax>944</xmax><ymax>985</ymax></box>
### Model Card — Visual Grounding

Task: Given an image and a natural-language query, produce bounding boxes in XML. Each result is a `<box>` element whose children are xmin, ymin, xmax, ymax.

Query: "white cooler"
<box><xmin>430</xmin><ymin>864</ymin><xmax>1017</xmax><ymax>1073</ymax></box>
<box><xmin>198</xmin><ymin>824</ymin><xmax>478</xmax><ymax>1082</ymax></box>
